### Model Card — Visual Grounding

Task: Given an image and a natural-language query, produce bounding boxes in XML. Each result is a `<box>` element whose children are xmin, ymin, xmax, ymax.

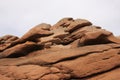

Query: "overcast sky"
<box><xmin>0</xmin><ymin>0</ymin><xmax>120</xmax><ymax>37</ymax></box>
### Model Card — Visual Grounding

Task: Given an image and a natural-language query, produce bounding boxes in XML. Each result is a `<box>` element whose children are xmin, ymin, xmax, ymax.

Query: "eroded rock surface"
<box><xmin>0</xmin><ymin>17</ymin><xmax>120</xmax><ymax>80</ymax></box>
<box><xmin>0</xmin><ymin>35</ymin><xmax>19</xmax><ymax>52</ymax></box>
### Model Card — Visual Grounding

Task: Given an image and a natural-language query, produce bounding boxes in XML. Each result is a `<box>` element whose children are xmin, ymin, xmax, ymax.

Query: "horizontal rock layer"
<box><xmin>0</xmin><ymin>17</ymin><xmax>120</xmax><ymax>80</ymax></box>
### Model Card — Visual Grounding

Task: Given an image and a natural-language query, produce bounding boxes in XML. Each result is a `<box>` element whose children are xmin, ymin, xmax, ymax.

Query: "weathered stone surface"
<box><xmin>88</xmin><ymin>68</ymin><xmax>120</xmax><ymax>80</ymax></box>
<box><xmin>0</xmin><ymin>17</ymin><xmax>120</xmax><ymax>80</ymax></box>
<box><xmin>54</xmin><ymin>49</ymin><xmax>120</xmax><ymax>78</ymax></box>
<box><xmin>0</xmin><ymin>35</ymin><xmax>18</xmax><ymax>44</ymax></box>
<box><xmin>0</xmin><ymin>41</ymin><xmax>39</xmax><ymax>58</ymax></box>
<box><xmin>19</xmin><ymin>23</ymin><xmax>53</xmax><ymax>42</ymax></box>
<box><xmin>3</xmin><ymin>23</ymin><xmax>53</xmax><ymax>50</ymax></box>
<box><xmin>38</xmin><ymin>27</ymin><xmax>69</xmax><ymax>47</ymax></box>
<box><xmin>50</xmin><ymin>17</ymin><xmax>74</xmax><ymax>30</ymax></box>
<box><xmin>66</xmin><ymin>19</ymin><xmax>92</xmax><ymax>32</ymax></box>
<box><xmin>0</xmin><ymin>44</ymin><xmax>113</xmax><ymax>66</ymax></box>
<box><xmin>0</xmin><ymin>35</ymin><xmax>19</xmax><ymax>52</ymax></box>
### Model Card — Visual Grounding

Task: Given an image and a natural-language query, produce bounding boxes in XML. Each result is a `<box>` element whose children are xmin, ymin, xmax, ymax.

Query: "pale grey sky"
<box><xmin>0</xmin><ymin>0</ymin><xmax>120</xmax><ymax>37</ymax></box>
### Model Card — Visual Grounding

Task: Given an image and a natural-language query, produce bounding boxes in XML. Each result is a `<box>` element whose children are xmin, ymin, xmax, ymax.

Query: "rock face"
<box><xmin>0</xmin><ymin>17</ymin><xmax>120</xmax><ymax>80</ymax></box>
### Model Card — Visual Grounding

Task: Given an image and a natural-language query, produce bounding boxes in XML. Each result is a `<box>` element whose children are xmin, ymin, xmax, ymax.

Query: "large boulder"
<box><xmin>0</xmin><ymin>17</ymin><xmax>120</xmax><ymax>80</ymax></box>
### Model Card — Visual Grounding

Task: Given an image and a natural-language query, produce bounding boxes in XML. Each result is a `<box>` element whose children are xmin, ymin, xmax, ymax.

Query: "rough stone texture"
<box><xmin>2</xmin><ymin>23</ymin><xmax>53</xmax><ymax>50</ymax></box>
<box><xmin>0</xmin><ymin>41</ymin><xmax>40</xmax><ymax>58</ymax></box>
<box><xmin>0</xmin><ymin>35</ymin><xmax>18</xmax><ymax>44</ymax></box>
<box><xmin>0</xmin><ymin>17</ymin><xmax>120</xmax><ymax>80</ymax></box>
<box><xmin>0</xmin><ymin>35</ymin><xmax>19</xmax><ymax>52</ymax></box>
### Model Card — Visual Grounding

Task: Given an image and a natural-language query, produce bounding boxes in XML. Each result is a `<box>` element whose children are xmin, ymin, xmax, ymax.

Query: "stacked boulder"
<box><xmin>0</xmin><ymin>18</ymin><xmax>120</xmax><ymax>80</ymax></box>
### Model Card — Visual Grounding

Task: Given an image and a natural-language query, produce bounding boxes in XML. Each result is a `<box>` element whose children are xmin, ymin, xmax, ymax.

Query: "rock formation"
<box><xmin>0</xmin><ymin>17</ymin><xmax>120</xmax><ymax>80</ymax></box>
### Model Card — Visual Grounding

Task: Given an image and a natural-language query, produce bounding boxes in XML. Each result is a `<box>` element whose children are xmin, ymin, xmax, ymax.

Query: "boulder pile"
<box><xmin>0</xmin><ymin>18</ymin><xmax>120</xmax><ymax>80</ymax></box>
